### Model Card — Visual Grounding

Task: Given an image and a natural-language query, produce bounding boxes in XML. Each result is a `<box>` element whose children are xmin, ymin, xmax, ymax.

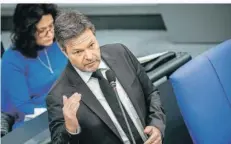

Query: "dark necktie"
<box><xmin>92</xmin><ymin>69</ymin><xmax>143</xmax><ymax>144</ymax></box>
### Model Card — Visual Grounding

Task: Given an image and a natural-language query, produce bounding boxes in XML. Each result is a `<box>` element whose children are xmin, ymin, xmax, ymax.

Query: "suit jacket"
<box><xmin>46</xmin><ymin>43</ymin><xmax>166</xmax><ymax>144</ymax></box>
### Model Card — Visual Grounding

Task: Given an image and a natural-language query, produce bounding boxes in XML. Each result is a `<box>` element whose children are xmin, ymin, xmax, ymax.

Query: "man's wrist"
<box><xmin>65</xmin><ymin>120</ymin><xmax>79</xmax><ymax>132</ymax></box>
<box><xmin>66</xmin><ymin>125</ymin><xmax>81</xmax><ymax>135</ymax></box>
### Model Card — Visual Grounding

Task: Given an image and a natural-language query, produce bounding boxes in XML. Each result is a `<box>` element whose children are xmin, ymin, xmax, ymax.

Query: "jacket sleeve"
<box><xmin>122</xmin><ymin>44</ymin><xmax>166</xmax><ymax>137</ymax></box>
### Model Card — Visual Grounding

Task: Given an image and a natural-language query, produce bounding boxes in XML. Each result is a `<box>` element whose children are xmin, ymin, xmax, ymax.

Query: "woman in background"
<box><xmin>1</xmin><ymin>4</ymin><xmax>67</xmax><ymax>129</ymax></box>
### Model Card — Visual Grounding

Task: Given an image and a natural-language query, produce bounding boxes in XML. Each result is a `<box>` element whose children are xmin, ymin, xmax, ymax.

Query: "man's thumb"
<box><xmin>144</xmin><ymin>126</ymin><xmax>153</xmax><ymax>134</ymax></box>
<box><xmin>63</xmin><ymin>95</ymin><xmax>67</xmax><ymax>105</ymax></box>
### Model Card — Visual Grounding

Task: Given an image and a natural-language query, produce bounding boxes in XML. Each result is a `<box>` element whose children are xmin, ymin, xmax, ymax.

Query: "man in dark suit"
<box><xmin>46</xmin><ymin>10</ymin><xmax>165</xmax><ymax>144</ymax></box>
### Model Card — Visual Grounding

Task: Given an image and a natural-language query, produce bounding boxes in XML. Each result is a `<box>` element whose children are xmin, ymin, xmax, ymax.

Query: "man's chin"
<box><xmin>84</xmin><ymin>67</ymin><xmax>98</xmax><ymax>72</ymax></box>
<box><xmin>85</xmin><ymin>62</ymin><xmax>100</xmax><ymax>72</ymax></box>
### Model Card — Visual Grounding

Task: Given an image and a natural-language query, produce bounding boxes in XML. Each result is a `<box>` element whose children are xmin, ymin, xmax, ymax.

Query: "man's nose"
<box><xmin>85</xmin><ymin>50</ymin><xmax>93</xmax><ymax>60</ymax></box>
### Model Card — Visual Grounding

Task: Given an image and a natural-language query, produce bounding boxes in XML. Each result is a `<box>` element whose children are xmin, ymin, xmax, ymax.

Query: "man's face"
<box><xmin>64</xmin><ymin>29</ymin><xmax>101</xmax><ymax>72</ymax></box>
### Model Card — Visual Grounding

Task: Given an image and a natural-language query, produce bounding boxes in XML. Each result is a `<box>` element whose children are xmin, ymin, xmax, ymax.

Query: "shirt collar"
<box><xmin>73</xmin><ymin>60</ymin><xmax>108</xmax><ymax>83</ymax></box>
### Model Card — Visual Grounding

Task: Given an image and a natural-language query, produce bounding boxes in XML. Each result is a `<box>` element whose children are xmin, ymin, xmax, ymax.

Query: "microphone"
<box><xmin>105</xmin><ymin>70</ymin><xmax>136</xmax><ymax>144</ymax></box>
<box><xmin>105</xmin><ymin>70</ymin><xmax>116</xmax><ymax>88</ymax></box>
<box><xmin>105</xmin><ymin>70</ymin><xmax>148</xmax><ymax>142</ymax></box>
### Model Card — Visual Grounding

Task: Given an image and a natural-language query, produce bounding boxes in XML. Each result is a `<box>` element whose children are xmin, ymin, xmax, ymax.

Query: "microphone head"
<box><xmin>106</xmin><ymin>70</ymin><xmax>116</xmax><ymax>83</ymax></box>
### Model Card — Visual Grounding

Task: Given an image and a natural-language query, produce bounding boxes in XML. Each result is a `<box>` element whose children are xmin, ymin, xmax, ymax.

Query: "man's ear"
<box><xmin>61</xmin><ymin>48</ymin><xmax>68</xmax><ymax>58</ymax></box>
<box><xmin>57</xmin><ymin>42</ymin><xmax>68</xmax><ymax>58</ymax></box>
<box><xmin>59</xmin><ymin>46</ymin><xmax>68</xmax><ymax>58</ymax></box>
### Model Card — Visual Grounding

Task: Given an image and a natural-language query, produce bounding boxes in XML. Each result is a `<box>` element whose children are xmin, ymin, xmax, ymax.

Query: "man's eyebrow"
<box><xmin>72</xmin><ymin>48</ymin><xmax>84</xmax><ymax>51</ymax></box>
<box><xmin>87</xmin><ymin>40</ymin><xmax>94</xmax><ymax>46</ymax></box>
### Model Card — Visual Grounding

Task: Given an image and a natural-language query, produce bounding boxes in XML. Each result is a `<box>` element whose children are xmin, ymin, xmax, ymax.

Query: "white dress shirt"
<box><xmin>68</xmin><ymin>60</ymin><xmax>147</xmax><ymax>143</ymax></box>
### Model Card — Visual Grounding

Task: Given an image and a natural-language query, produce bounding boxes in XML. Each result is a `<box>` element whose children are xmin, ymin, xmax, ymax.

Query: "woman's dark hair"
<box><xmin>11</xmin><ymin>4</ymin><xmax>58</xmax><ymax>58</ymax></box>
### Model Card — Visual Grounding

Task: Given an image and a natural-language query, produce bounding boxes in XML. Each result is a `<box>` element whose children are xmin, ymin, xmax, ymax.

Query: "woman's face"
<box><xmin>35</xmin><ymin>14</ymin><xmax>54</xmax><ymax>46</ymax></box>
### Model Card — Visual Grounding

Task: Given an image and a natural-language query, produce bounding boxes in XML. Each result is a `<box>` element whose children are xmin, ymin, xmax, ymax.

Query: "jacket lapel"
<box><xmin>65</xmin><ymin>62</ymin><xmax>122</xmax><ymax>141</ymax></box>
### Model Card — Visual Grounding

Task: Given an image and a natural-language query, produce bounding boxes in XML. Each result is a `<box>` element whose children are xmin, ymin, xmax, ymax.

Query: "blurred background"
<box><xmin>2</xmin><ymin>4</ymin><xmax>231</xmax><ymax>58</ymax></box>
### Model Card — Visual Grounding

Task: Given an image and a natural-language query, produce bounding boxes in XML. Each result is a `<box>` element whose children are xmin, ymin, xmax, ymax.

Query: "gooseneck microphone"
<box><xmin>105</xmin><ymin>70</ymin><xmax>116</xmax><ymax>88</ymax></box>
<box><xmin>106</xmin><ymin>70</ymin><xmax>136</xmax><ymax>144</ymax></box>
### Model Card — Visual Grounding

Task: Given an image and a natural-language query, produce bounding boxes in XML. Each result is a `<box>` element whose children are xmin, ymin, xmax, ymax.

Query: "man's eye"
<box><xmin>90</xmin><ymin>43</ymin><xmax>94</xmax><ymax>47</ymax></box>
<box><xmin>74</xmin><ymin>51</ymin><xmax>83</xmax><ymax>54</ymax></box>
